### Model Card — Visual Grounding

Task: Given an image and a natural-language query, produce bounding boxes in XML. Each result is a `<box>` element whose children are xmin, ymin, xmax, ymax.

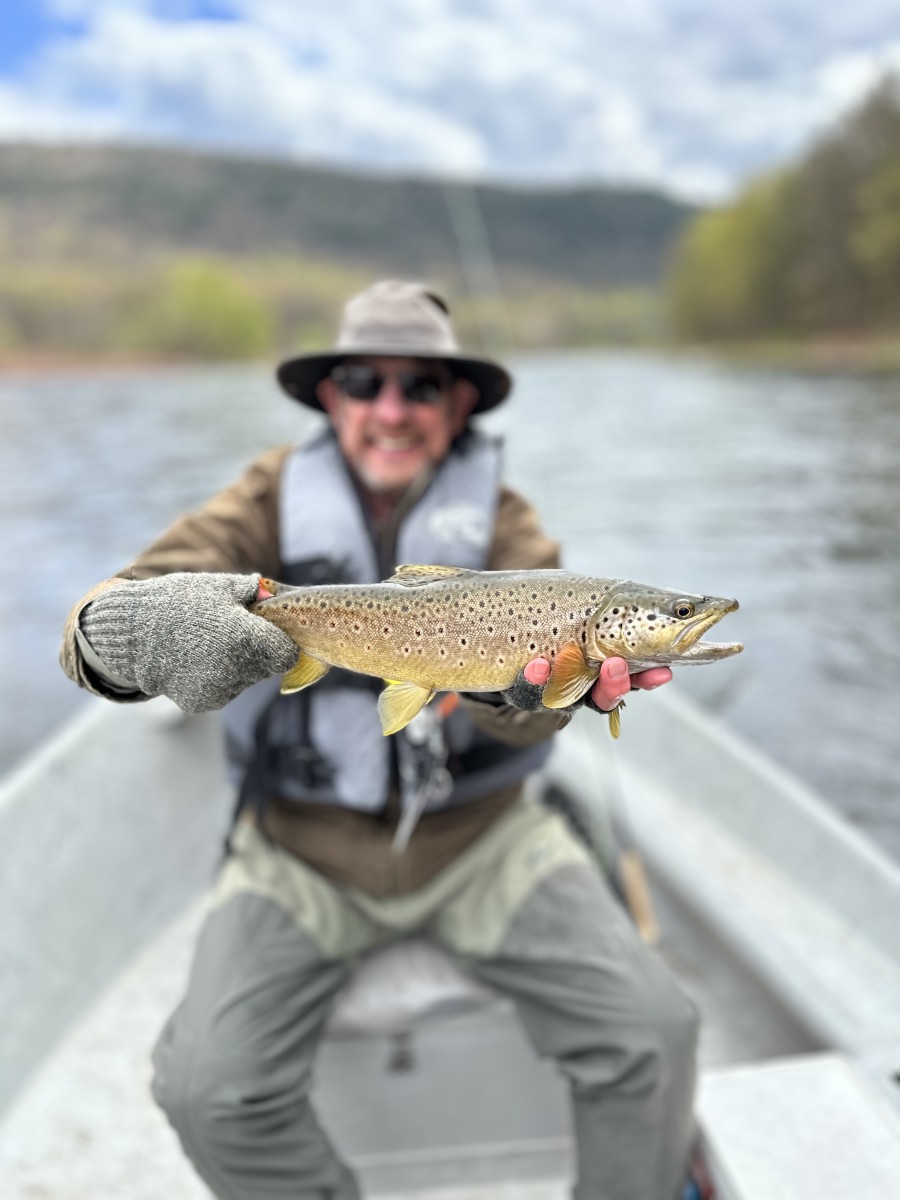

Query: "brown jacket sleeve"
<box><xmin>60</xmin><ymin>446</ymin><xmax>291</xmax><ymax>697</ymax></box>
<box><xmin>459</xmin><ymin>484</ymin><xmax>571</xmax><ymax>746</ymax></box>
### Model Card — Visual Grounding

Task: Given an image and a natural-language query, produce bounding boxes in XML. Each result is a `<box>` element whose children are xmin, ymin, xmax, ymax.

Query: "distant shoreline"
<box><xmin>2</xmin><ymin>334</ymin><xmax>900</xmax><ymax>377</ymax></box>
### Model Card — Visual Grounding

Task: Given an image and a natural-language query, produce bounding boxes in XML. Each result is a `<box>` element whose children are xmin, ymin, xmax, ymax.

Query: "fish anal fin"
<box><xmin>281</xmin><ymin>654</ymin><xmax>331</xmax><ymax>694</ymax></box>
<box><xmin>377</xmin><ymin>681</ymin><xmax>436</xmax><ymax>734</ymax></box>
<box><xmin>386</xmin><ymin>564</ymin><xmax>475</xmax><ymax>587</ymax></box>
<box><xmin>542</xmin><ymin>642</ymin><xmax>597</xmax><ymax>709</ymax></box>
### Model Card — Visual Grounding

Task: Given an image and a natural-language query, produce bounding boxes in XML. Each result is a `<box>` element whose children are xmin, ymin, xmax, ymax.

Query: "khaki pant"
<box><xmin>152</xmin><ymin>798</ymin><xmax>698</xmax><ymax>1199</ymax></box>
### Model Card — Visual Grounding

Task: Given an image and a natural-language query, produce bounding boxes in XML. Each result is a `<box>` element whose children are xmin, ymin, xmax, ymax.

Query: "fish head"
<box><xmin>586</xmin><ymin>582</ymin><xmax>743</xmax><ymax>666</ymax></box>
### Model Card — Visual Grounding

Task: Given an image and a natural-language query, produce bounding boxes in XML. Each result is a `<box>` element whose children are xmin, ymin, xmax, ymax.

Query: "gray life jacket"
<box><xmin>221</xmin><ymin>430</ymin><xmax>551</xmax><ymax>825</ymax></box>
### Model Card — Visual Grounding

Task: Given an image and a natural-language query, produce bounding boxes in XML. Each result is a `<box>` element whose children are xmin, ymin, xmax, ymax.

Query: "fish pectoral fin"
<box><xmin>377</xmin><ymin>681</ymin><xmax>436</xmax><ymax>735</ymax></box>
<box><xmin>281</xmin><ymin>653</ymin><xmax>331</xmax><ymax>694</ymax></box>
<box><xmin>542</xmin><ymin>642</ymin><xmax>598</xmax><ymax>709</ymax></box>
<box><xmin>608</xmin><ymin>701</ymin><xmax>624</xmax><ymax>739</ymax></box>
<box><xmin>386</xmin><ymin>564</ymin><xmax>476</xmax><ymax>587</ymax></box>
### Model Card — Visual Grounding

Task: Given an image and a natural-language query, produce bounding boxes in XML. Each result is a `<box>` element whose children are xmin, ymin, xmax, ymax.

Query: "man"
<box><xmin>61</xmin><ymin>281</ymin><xmax>698</xmax><ymax>1200</ymax></box>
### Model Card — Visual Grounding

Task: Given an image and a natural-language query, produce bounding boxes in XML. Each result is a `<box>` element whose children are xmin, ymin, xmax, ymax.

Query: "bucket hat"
<box><xmin>276</xmin><ymin>280</ymin><xmax>512</xmax><ymax>414</ymax></box>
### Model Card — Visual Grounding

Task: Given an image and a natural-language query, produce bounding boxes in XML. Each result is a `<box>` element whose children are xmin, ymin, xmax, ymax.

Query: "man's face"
<box><xmin>317</xmin><ymin>356</ymin><xmax>477</xmax><ymax>498</ymax></box>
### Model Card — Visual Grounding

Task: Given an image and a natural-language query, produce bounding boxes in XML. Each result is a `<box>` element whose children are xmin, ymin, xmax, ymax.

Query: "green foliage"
<box><xmin>668</xmin><ymin>74</ymin><xmax>900</xmax><ymax>342</ymax></box>
<box><xmin>852</xmin><ymin>160</ymin><xmax>900</xmax><ymax>314</ymax></box>
<box><xmin>125</xmin><ymin>258</ymin><xmax>274</xmax><ymax>358</ymax></box>
<box><xmin>0</xmin><ymin>143</ymin><xmax>693</xmax><ymax>361</ymax></box>
<box><xmin>668</xmin><ymin>174</ymin><xmax>790</xmax><ymax>338</ymax></box>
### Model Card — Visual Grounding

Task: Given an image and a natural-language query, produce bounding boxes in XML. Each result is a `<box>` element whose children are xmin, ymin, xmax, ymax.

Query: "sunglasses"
<box><xmin>330</xmin><ymin>364</ymin><xmax>451</xmax><ymax>406</ymax></box>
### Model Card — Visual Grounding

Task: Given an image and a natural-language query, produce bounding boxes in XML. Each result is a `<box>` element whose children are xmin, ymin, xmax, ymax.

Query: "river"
<box><xmin>2</xmin><ymin>352</ymin><xmax>898</xmax><ymax>857</ymax></box>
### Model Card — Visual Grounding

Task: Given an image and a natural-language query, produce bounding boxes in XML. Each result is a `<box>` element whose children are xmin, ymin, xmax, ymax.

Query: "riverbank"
<box><xmin>670</xmin><ymin>333</ymin><xmax>900</xmax><ymax>376</ymax></box>
<box><xmin>5</xmin><ymin>330</ymin><xmax>900</xmax><ymax>377</ymax></box>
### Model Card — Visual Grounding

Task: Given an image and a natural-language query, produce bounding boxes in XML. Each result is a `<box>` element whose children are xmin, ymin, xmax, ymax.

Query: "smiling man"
<box><xmin>61</xmin><ymin>280</ymin><xmax>694</xmax><ymax>1200</ymax></box>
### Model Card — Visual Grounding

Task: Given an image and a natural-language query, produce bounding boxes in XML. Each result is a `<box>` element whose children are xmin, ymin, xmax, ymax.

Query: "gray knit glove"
<box><xmin>79</xmin><ymin>572</ymin><xmax>298</xmax><ymax>713</ymax></box>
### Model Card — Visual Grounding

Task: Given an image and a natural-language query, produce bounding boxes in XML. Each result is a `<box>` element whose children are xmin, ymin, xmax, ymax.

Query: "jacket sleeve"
<box><xmin>459</xmin><ymin>485</ymin><xmax>571</xmax><ymax>746</ymax></box>
<box><xmin>60</xmin><ymin>445</ymin><xmax>291</xmax><ymax>700</ymax></box>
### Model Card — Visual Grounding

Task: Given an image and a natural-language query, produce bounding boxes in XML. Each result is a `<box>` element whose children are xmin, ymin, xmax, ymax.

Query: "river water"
<box><xmin>2</xmin><ymin>352</ymin><xmax>898</xmax><ymax>857</ymax></box>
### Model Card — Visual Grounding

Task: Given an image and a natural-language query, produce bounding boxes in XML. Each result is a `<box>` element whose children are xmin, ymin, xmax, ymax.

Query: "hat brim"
<box><xmin>276</xmin><ymin>349</ymin><xmax>511</xmax><ymax>415</ymax></box>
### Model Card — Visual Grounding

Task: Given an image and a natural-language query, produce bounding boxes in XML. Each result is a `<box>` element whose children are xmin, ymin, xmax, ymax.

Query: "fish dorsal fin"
<box><xmin>542</xmin><ymin>642</ymin><xmax>598</xmax><ymax>709</ymax></box>
<box><xmin>377</xmin><ymin>680</ymin><xmax>436</xmax><ymax>734</ymax></box>
<box><xmin>386</xmin><ymin>564</ymin><xmax>476</xmax><ymax>587</ymax></box>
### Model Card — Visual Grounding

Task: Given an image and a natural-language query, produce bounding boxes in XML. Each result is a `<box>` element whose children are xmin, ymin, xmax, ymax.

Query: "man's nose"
<box><xmin>371</xmin><ymin>378</ymin><xmax>409</xmax><ymax>418</ymax></box>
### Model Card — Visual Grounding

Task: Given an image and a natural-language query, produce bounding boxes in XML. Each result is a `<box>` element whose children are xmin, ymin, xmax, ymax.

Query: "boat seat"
<box><xmin>326</xmin><ymin>938</ymin><xmax>501</xmax><ymax>1038</ymax></box>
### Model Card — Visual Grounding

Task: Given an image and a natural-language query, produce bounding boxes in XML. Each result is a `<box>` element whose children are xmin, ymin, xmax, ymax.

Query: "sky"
<box><xmin>1</xmin><ymin>1</ymin><xmax>899</xmax><ymax>202</ymax></box>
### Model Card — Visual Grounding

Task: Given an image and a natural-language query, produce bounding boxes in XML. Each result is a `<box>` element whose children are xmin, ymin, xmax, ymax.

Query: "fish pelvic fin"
<box><xmin>386</xmin><ymin>564</ymin><xmax>476</xmax><ymax>586</ymax></box>
<box><xmin>377</xmin><ymin>681</ymin><xmax>436</xmax><ymax>735</ymax></box>
<box><xmin>281</xmin><ymin>653</ymin><xmax>331</xmax><ymax>694</ymax></box>
<box><xmin>542</xmin><ymin>642</ymin><xmax>598</xmax><ymax>709</ymax></box>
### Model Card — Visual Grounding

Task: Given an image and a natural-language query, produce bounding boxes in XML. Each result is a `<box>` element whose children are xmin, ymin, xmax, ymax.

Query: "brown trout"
<box><xmin>252</xmin><ymin>565</ymin><xmax>742</xmax><ymax>736</ymax></box>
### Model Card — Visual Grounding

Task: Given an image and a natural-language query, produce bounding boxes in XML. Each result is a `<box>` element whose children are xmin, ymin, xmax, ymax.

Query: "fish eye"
<box><xmin>673</xmin><ymin>600</ymin><xmax>695</xmax><ymax>619</ymax></box>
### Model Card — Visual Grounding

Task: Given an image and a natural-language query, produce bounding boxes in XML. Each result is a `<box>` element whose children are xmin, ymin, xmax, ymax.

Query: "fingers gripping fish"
<box><xmin>252</xmin><ymin>565</ymin><xmax>742</xmax><ymax>737</ymax></box>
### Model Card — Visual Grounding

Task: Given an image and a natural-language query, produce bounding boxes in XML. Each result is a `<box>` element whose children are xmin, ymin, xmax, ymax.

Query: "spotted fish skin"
<box><xmin>251</xmin><ymin>565</ymin><xmax>742</xmax><ymax>734</ymax></box>
<box><xmin>255</xmin><ymin>566</ymin><xmax>619</xmax><ymax>691</ymax></box>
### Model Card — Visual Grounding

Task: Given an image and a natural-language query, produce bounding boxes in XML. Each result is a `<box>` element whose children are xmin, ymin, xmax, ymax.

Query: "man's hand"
<box><xmin>521</xmin><ymin>656</ymin><xmax>672</xmax><ymax>710</ymax></box>
<box><xmin>79</xmin><ymin>572</ymin><xmax>298</xmax><ymax>713</ymax></box>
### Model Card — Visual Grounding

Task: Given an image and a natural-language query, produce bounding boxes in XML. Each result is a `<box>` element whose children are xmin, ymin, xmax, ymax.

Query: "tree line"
<box><xmin>667</xmin><ymin>76</ymin><xmax>900</xmax><ymax>341</ymax></box>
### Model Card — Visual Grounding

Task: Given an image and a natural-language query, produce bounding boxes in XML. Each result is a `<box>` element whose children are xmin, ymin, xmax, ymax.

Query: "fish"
<box><xmin>252</xmin><ymin>565</ymin><xmax>742</xmax><ymax>737</ymax></box>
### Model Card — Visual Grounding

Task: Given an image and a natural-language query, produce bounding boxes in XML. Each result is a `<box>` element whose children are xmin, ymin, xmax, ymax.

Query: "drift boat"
<box><xmin>1</xmin><ymin>692</ymin><xmax>899</xmax><ymax>1198</ymax></box>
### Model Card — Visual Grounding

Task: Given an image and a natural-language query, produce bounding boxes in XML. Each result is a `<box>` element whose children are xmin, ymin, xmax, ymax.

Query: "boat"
<box><xmin>2</xmin><ymin>690</ymin><xmax>900</xmax><ymax>1198</ymax></box>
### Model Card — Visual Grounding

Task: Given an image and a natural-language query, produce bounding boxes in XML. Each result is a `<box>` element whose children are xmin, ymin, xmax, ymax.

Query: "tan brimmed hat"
<box><xmin>276</xmin><ymin>280</ymin><xmax>512</xmax><ymax>414</ymax></box>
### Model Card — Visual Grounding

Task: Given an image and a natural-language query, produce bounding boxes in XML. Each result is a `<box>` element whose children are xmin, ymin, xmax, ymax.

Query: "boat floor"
<box><xmin>0</xmin><ymin>860</ymin><xmax>816</xmax><ymax>1199</ymax></box>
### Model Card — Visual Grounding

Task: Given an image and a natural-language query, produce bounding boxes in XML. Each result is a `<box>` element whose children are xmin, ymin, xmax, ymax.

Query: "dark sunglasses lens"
<box><xmin>333</xmin><ymin>366</ymin><xmax>448</xmax><ymax>404</ymax></box>
<box><xmin>401</xmin><ymin>373</ymin><xmax>446</xmax><ymax>405</ymax></box>
<box><xmin>337</xmin><ymin>366</ymin><xmax>382</xmax><ymax>400</ymax></box>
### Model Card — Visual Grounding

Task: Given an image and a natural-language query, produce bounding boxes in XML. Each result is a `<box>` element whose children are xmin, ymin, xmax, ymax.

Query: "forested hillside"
<box><xmin>0</xmin><ymin>144</ymin><xmax>694</xmax><ymax>359</ymax></box>
<box><xmin>668</xmin><ymin>76</ymin><xmax>900</xmax><ymax>343</ymax></box>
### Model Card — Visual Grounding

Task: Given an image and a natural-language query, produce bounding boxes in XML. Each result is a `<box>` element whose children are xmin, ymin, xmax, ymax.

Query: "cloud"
<box><xmin>2</xmin><ymin>1</ymin><xmax>900</xmax><ymax>200</ymax></box>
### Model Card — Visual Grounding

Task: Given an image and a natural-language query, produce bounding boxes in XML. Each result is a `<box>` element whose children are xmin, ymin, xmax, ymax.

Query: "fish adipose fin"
<box><xmin>281</xmin><ymin>654</ymin><xmax>331</xmax><ymax>694</ymax></box>
<box><xmin>387</xmin><ymin>564</ymin><xmax>476</xmax><ymax>587</ymax></box>
<box><xmin>542</xmin><ymin>642</ymin><xmax>598</xmax><ymax>709</ymax></box>
<box><xmin>378</xmin><ymin>680</ymin><xmax>436</xmax><ymax>734</ymax></box>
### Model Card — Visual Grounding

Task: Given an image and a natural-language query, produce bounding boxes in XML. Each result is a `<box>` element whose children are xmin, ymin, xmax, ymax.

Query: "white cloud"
<box><xmin>2</xmin><ymin>1</ymin><xmax>900</xmax><ymax>201</ymax></box>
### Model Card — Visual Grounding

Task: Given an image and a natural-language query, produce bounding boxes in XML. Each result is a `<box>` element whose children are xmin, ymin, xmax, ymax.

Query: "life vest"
<box><xmin>221</xmin><ymin>430</ymin><xmax>551</xmax><ymax>824</ymax></box>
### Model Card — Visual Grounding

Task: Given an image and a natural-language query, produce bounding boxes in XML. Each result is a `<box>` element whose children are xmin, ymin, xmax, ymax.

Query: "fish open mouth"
<box><xmin>669</xmin><ymin>599</ymin><xmax>742</xmax><ymax>662</ymax></box>
<box><xmin>675</xmin><ymin>637</ymin><xmax>744</xmax><ymax>662</ymax></box>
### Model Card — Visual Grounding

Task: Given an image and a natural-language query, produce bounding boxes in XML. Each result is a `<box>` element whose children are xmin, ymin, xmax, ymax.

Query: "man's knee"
<box><xmin>579</xmin><ymin>966</ymin><xmax>699</xmax><ymax>1101</ymax></box>
<box><xmin>151</xmin><ymin>1006</ymin><xmax>310</xmax><ymax>1150</ymax></box>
